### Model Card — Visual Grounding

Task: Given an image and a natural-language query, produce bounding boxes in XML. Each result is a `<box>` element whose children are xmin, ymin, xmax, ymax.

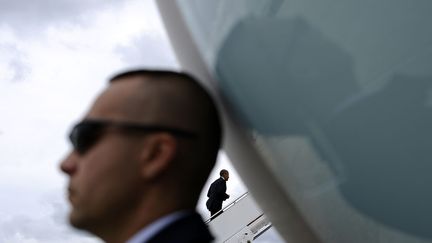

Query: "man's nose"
<box><xmin>60</xmin><ymin>152</ymin><xmax>78</xmax><ymax>176</ymax></box>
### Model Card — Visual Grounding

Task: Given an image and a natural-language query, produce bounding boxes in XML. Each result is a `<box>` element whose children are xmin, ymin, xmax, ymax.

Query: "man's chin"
<box><xmin>69</xmin><ymin>211</ymin><xmax>105</xmax><ymax>235</ymax></box>
<box><xmin>69</xmin><ymin>211</ymin><xmax>88</xmax><ymax>230</ymax></box>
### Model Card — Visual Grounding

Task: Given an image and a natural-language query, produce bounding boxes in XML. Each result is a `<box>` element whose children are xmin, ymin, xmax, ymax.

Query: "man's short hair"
<box><xmin>109</xmin><ymin>69</ymin><xmax>222</xmax><ymax>155</ymax></box>
<box><xmin>220</xmin><ymin>169</ymin><xmax>228</xmax><ymax>176</ymax></box>
<box><xmin>110</xmin><ymin>69</ymin><xmax>192</xmax><ymax>83</ymax></box>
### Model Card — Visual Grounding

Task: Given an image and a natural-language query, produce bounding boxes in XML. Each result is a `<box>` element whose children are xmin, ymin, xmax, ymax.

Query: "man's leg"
<box><xmin>210</xmin><ymin>208</ymin><xmax>223</xmax><ymax>220</ymax></box>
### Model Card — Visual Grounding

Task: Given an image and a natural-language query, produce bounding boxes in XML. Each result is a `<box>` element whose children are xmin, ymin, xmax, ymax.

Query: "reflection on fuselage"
<box><xmin>216</xmin><ymin>16</ymin><xmax>432</xmax><ymax>239</ymax></box>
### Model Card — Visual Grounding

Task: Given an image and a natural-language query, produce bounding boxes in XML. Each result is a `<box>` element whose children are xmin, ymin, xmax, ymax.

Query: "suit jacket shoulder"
<box><xmin>208</xmin><ymin>178</ymin><xmax>226</xmax><ymax>197</ymax></box>
<box><xmin>146</xmin><ymin>212</ymin><xmax>214</xmax><ymax>243</ymax></box>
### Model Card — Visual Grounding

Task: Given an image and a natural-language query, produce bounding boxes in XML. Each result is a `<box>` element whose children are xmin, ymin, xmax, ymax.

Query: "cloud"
<box><xmin>0</xmin><ymin>0</ymin><xmax>125</xmax><ymax>36</ymax></box>
<box><xmin>115</xmin><ymin>32</ymin><xmax>178</xmax><ymax>69</ymax></box>
<box><xmin>0</xmin><ymin>0</ymin><xmax>128</xmax><ymax>83</ymax></box>
<box><xmin>0</xmin><ymin>190</ymin><xmax>100</xmax><ymax>243</ymax></box>
<box><xmin>0</xmin><ymin>43</ymin><xmax>31</xmax><ymax>82</ymax></box>
<box><xmin>0</xmin><ymin>0</ymin><xmax>172</xmax><ymax>84</ymax></box>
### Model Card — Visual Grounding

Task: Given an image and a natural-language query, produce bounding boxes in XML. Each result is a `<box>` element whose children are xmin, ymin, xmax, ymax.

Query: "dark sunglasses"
<box><xmin>69</xmin><ymin>119</ymin><xmax>197</xmax><ymax>154</ymax></box>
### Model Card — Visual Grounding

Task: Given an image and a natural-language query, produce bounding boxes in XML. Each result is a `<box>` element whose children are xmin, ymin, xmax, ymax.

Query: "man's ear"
<box><xmin>139</xmin><ymin>133</ymin><xmax>177</xmax><ymax>180</ymax></box>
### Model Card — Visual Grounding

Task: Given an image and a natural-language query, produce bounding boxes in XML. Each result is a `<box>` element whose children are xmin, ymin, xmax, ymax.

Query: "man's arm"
<box><xmin>215</xmin><ymin>179</ymin><xmax>229</xmax><ymax>201</ymax></box>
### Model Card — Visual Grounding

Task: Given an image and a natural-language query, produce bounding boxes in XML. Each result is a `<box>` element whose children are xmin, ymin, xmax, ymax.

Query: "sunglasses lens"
<box><xmin>69</xmin><ymin>122</ymin><xmax>102</xmax><ymax>154</ymax></box>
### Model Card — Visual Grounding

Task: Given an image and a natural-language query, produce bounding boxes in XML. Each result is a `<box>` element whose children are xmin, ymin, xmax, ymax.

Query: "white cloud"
<box><xmin>115</xmin><ymin>33</ymin><xmax>178</xmax><ymax>69</ymax></box>
<box><xmin>0</xmin><ymin>0</ymin><xmax>124</xmax><ymax>36</ymax></box>
<box><xmin>0</xmin><ymin>188</ymin><xmax>101</xmax><ymax>243</ymax></box>
<box><xmin>0</xmin><ymin>0</ymin><xmax>171</xmax><ymax>85</ymax></box>
<box><xmin>0</xmin><ymin>43</ymin><xmax>30</xmax><ymax>82</ymax></box>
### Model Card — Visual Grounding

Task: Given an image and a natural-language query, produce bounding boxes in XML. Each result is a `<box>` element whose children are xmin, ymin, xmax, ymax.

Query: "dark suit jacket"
<box><xmin>206</xmin><ymin>177</ymin><xmax>229</xmax><ymax>213</ymax></box>
<box><xmin>147</xmin><ymin>212</ymin><xmax>214</xmax><ymax>243</ymax></box>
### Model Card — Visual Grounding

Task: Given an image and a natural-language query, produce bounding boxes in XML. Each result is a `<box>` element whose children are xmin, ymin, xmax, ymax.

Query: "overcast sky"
<box><xmin>0</xmin><ymin>1</ymin><xmax>288</xmax><ymax>242</ymax></box>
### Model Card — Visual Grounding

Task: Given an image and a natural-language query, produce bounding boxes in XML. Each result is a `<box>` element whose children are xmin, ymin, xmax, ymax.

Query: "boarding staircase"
<box><xmin>206</xmin><ymin>192</ymin><xmax>272</xmax><ymax>242</ymax></box>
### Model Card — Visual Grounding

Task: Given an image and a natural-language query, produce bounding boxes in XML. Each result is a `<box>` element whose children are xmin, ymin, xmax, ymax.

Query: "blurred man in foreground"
<box><xmin>60</xmin><ymin>70</ymin><xmax>222</xmax><ymax>243</ymax></box>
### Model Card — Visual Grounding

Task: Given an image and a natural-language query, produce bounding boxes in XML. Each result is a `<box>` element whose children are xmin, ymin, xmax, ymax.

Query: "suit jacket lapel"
<box><xmin>146</xmin><ymin>212</ymin><xmax>214</xmax><ymax>243</ymax></box>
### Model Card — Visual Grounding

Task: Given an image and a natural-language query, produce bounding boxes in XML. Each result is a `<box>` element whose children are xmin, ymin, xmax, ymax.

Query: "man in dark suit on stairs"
<box><xmin>206</xmin><ymin>169</ymin><xmax>230</xmax><ymax>219</ymax></box>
